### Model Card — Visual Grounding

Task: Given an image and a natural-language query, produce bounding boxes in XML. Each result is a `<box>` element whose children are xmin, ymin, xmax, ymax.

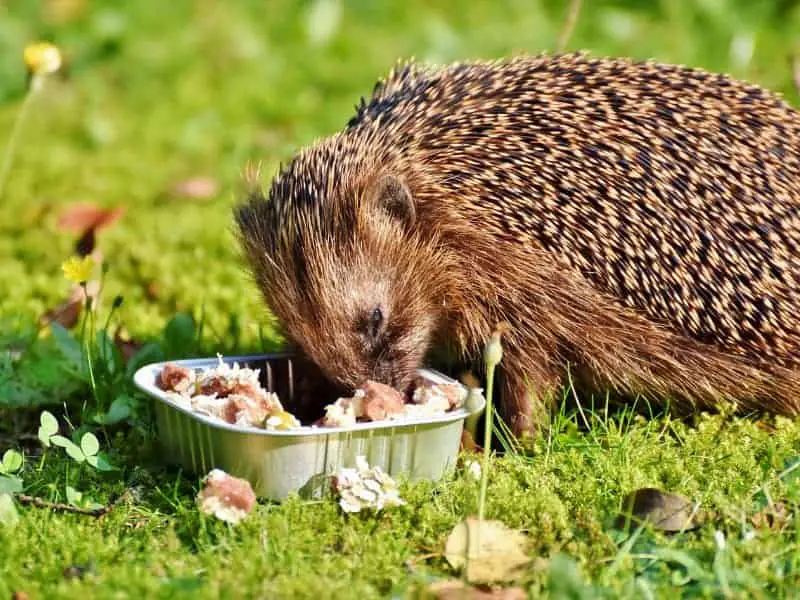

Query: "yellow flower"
<box><xmin>23</xmin><ymin>42</ymin><xmax>62</xmax><ymax>76</ymax></box>
<box><xmin>62</xmin><ymin>255</ymin><xmax>94</xmax><ymax>285</ymax></box>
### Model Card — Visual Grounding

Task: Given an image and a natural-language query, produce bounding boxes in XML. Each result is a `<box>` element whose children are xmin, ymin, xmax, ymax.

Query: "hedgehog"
<box><xmin>234</xmin><ymin>52</ymin><xmax>800</xmax><ymax>436</ymax></box>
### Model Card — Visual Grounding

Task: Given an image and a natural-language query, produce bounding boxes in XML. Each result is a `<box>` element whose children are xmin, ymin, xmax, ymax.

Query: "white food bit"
<box><xmin>158</xmin><ymin>355</ymin><xmax>301</xmax><ymax>429</ymax></box>
<box><xmin>196</xmin><ymin>353</ymin><xmax>263</xmax><ymax>389</ymax></box>
<box><xmin>321</xmin><ymin>390</ymin><xmax>365</xmax><ymax>427</ymax></box>
<box><xmin>164</xmin><ymin>390</ymin><xmax>191</xmax><ymax>405</ymax></box>
<box><xmin>332</xmin><ymin>455</ymin><xmax>406</xmax><ymax>513</ymax></box>
<box><xmin>415</xmin><ymin>383</ymin><xmax>468</xmax><ymax>410</ymax></box>
<box><xmin>190</xmin><ymin>394</ymin><xmax>229</xmax><ymax>419</ymax></box>
<box><xmin>196</xmin><ymin>469</ymin><xmax>256</xmax><ymax>525</ymax></box>
<box><xmin>171</xmin><ymin>371</ymin><xmax>197</xmax><ymax>395</ymax></box>
<box><xmin>264</xmin><ymin>411</ymin><xmax>302</xmax><ymax>430</ymax></box>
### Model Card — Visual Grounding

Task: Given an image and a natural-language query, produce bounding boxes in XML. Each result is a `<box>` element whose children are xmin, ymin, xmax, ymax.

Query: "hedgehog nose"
<box><xmin>372</xmin><ymin>361</ymin><xmax>394</xmax><ymax>387</ymax></box>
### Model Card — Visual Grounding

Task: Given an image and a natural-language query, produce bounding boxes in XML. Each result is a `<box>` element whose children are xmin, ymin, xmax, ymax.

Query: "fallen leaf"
<box><xmin>144</xmin><ymin>280</ymin><xmax>160</xmax><ymax>300</ymax></box>
<box><xmin>75</xmin><ymin>226</ymin><xmax>96</xmax><ymax>257</ymax></box>
<box><xmin>12</xmin><ymin>591</ymin><xmax>30</xmax><ymax>600</ymax></box>
<box><xmin>169</xmin><ymin>177</ymin><xmax>219</xmax><ymax>201</ymax></box>
<box><xmin>755</xmin><ymin>420</ymin><xmax>777</xmax><ymax>433</ymax></box>
<box><xmin>113</xmin><ymin>328</ymin><xmax>144</xmax><ymax>364</ymax></box>
<box><xmin>39</xmin><ymin>280</ymin><xmax>100</xmax><ymax>329</ymax></box>
<box><xmin>422</xmin><ymin>580</ymin><xmax>528</xmax><ymax>600</ymax></box>
<box><xmin>56</xmin><ymin>203</ymin><xmax>125</xmax><ymax>233</ymax></box>
<box><xmin>751</xmin><ymin>502</ymin><xmax>791</xmax><ymax>531</ymax></box>
<box><xmin>444</xmin><ymin>518</ymin><xmax>530</xmax><ymax>583</ymax></box>
<box><xmin>57</xmin><ymin>203</ymin><xmax>123</xmax><ymax>258</ymax></box>
<box><xmin>616</xmin><ymin>488</ymin><xmax>704</xmax><ymax>532</ymax></box>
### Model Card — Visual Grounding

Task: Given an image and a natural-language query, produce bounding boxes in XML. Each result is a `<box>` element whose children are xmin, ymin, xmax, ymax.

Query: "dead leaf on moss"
<box><xmin>751</xmin><ymin>502</ymin><xmax>791</xmax><ymax>531</ymax></box>
<box><xmin>57</xmin><ymin>203</ymin><xmax>125</xmax><ymax>233</ymax></box>
<box><xmin>39</xmin><ymin>280</ymin><xmax>100</xmax><ymax>329</ymax></box>
<box><xmin>422</xmin><ymin>580</ymin><xmax>528</xmax><ymax>600</ymax></box>
<box><xmin>56</xmin><ymin>203</ymin><xmax>125</xmax><ymax>258</ymax></box>
<box><xmin>169</xmin><ymin>177</ymin><xmax>219</xmax><ymax>201</ymax></box>
<box><xmin>113</xmin><ymin>327</ymin><xmax>144</xmax><ymax>364</ymax></box>
<box><xmin>755</xmin><ymin>420</ymin><xmax>777</xmax><ymax>433</ymax></box>
<box><xmin>444</xmin><ymin>518</ymin><xmax>530</xmax><ymax>583</ymax></box>
<box><xmin>143</xmin><ymin>280</ymin><xmax>160</xmax><ymax>300</ymax></box>
<box><xmin>616</xmin><ymin>488</ymin><xmax>704</xmax><ymax>532</ymax></box>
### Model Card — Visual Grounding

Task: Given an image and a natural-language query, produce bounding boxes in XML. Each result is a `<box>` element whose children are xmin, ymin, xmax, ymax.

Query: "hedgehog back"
<box><xmin>336</xmin><ymin>53</ymin><xmax>800</xmax><ymax>367</ymax></box>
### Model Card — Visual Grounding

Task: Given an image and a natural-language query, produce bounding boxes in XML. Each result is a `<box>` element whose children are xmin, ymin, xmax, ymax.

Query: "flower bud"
<box><xmin>23</xmin><ymin>42</ymin><xmax>62</xmax><ymax>77</ymax></box>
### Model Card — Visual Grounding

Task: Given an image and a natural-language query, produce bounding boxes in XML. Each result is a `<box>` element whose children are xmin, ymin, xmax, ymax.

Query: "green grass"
<box><xmin>3</xmin><ymin>0</ymin><xmax>800</xmax><ymax>597</ymax></box>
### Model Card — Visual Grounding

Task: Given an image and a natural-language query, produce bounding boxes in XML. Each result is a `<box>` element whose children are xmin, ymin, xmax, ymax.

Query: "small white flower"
<box><xmin>331</xmin><ymin>456</ymin><xmax>405</xmax><ymax>513</ymax></box>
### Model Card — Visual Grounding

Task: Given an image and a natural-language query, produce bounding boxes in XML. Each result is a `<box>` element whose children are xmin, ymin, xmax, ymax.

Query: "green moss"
<box><xmin>3</xmin><ymin>0</ymin><xmax>800</xmax><ymax>597</ymax></box>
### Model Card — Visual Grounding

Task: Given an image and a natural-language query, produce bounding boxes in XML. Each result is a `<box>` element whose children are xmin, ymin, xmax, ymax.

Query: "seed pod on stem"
<box><xmin>478</xmin><ymin>321</ymin><xmax>510</xmax><ymax>523</ymax></box>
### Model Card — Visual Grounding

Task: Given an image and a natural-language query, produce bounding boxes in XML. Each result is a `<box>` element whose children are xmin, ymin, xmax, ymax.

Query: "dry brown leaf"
<box><xmin>616</xmin><ymin>488</ymin><xmax>704</xmax><ymax>532</ymax></box>
<box><xmin>422</xmin><ymin>580</ymin><xmax>528</xmax><ymax>600</ymax></box>
<box><xmin>39</xmin><ymin>280</ymin><xmax>100</xmax><ymax>329</ymax></box>
<box><xmin>75</xmin><ymin>226</ymin><xmax>96</xmax><ymax>257</ymax></box>
<box><xmin>169</xmin><ymin>177</ymin><xmax>219</xmax><ymax>201</ymax></box>
<box><xmin>751</xmin><ymin>502</ymin><xmax>791</xmax><ymax>531</ymax></box>
<box><xmin>113</xmin><ymin>328</ymin><xmax>144</xmax><ymax>364</ymax></box>
<box><xmin>56</xmin><ymin>203</ymin><xmax>125</xmax><ymax>233</ymax></box>
<box><xmin>444</xmin><ymin>518</ymin><xmax>530</xmax><ymax>584</ymax></box>
<box><xmin>755</xmin><ymin>420</ymin><xmax>777</xmax><ymax>433</ymax></box>
<box><xmin>143</xmin><ymin>280</ymin><xmax>160</xmax><ymax>301</ymax></box>
<box><xmin>12</xmin><ymin>591</ymin><xmax>30</xmax><ymax>600</ymax></box>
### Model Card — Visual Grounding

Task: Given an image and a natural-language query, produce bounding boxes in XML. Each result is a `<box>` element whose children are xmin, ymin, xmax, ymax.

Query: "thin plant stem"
<box><xmin>556</xmin><ymin>0</ymin><xmax>583</xmax><ymax>53</ymax></box>
<box><xmin>81</xmin><ymin>284</ymin><xmax>99</xmax><ymax>407</ymax></box>
<box><xmin>37</xmin><ymin>449</ymin><xmax>47</xmax><ymax>473</ymax></box>
<box><xmin>478</xmin><ymin>361</ymin><xmax>496</xmax><ymax>523</ymax></box>
<box><xmin>0</xmin><ymin>80</ymin><xmax>38</xmax><ymax>200</ymax></box>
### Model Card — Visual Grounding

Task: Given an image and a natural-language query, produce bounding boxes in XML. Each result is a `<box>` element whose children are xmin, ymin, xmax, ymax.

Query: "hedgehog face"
<box><xmin>239</xmin><ymin>173</ymin><xmax>444</xmax><ymax>395</ymax></box>
<box><xmin>291</xmin><ymin>174</ymin><xmax>440</xmax><ymax>393</ymax></box>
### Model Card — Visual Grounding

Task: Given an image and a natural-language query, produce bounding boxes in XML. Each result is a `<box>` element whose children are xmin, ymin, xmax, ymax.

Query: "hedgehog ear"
<box><xmin>369</xmin><ymin>174</ymin><xmax>416</xmax><ymax>229</ymax></box>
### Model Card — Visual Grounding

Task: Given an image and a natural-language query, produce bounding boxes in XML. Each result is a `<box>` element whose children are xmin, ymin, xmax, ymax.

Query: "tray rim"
<box><xmin>133</xmin><ymin>352</ymin><xmax>486</xmax><ymax>437</ymax></box>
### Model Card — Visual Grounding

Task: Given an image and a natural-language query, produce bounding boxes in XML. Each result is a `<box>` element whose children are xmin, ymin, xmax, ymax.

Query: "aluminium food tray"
<box><xmin>133</xmin><ymin>353</ymin><xmax>486</xmax><ymax>501</ymax></box>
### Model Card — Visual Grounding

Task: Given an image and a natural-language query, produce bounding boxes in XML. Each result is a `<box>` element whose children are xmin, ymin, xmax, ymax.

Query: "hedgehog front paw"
<box><xmin>497</xmin><ymin>366</ymin><xmax>559</xmax><ymax>439</ymax></box>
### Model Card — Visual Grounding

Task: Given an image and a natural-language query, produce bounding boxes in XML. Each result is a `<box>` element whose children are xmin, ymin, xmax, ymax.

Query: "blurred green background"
<box><xmin>2</xmin><ymin>0</ymin><xmax>800</xmax><ymax>344</ymax></box>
